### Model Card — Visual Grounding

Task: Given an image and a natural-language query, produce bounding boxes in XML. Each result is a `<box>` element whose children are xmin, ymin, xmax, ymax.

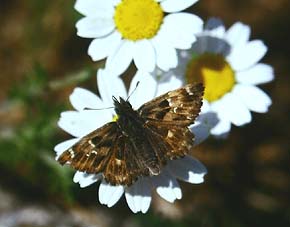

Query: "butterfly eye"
<box><xmin>126</xmin><ymin>100</ymin><xmax>133</xmax><ymax>109</ymax></box>
<box><xmin>114</xmin><ymin>107</ymin><xmax>121</xmax><ymax>115</ymax></box>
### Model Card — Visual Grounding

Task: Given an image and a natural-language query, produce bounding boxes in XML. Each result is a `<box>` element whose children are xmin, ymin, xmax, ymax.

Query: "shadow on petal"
<box><xmin>191</xmin><ymin>111</ymin><xmax>219</xmax><ymax>145</ymax></box>
<box><xmin>193</xmin><ymin>36</ymin><xmax>231</xmax><ymax>57</ymax></box>
<box><xmin>168</xmin><ymin>156</ymin><xmax>207</xmax><ymax>184</ymax></box>
<box><xmin>150</xmin><ymin>170</ymin><xmax>182</xmax><ymax>202</ymax></box>
<box><xmin>205</xmin><ymin>17</ymin><xmax>224</xmax><ymax>30</ymax></box>
<box><xmin>125</xmin><ymin>178</ymin><xmax>152</xmax><ymax>213</ymax></box>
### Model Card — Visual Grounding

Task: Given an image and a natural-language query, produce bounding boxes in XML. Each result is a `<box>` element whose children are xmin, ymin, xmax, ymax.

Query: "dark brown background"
<box><xmin>0</xmin><ymin>0</ymin><xmax>289</xmax><ymax>226</ymax></box>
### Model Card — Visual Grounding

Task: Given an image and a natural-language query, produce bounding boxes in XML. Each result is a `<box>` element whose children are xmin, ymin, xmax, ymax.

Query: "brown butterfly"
<box><xmin>57</xmin><ymin>83</ymin><xmax>204</xmax><ymax>186</ymax></box>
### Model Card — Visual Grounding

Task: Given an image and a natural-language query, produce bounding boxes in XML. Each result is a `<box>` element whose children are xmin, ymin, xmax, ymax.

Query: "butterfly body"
<box><xmin>113</xmin><ymin>96</ymin><xmax>161</xmax><ymax>177</ymax></box>
<box><xmin>58</xmin><ymin>83</ymin><xmax>204</xmax><ymax>186</ymax></box>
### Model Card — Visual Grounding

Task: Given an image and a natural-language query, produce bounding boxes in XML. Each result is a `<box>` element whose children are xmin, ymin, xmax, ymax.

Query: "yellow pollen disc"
<box><xmin>112</xmin><ymin>115</ymin><xmax>119</xmax><ymax>122</ymax></box>
<box><xmin>114</xmin><ymin>0</ymin><xmax>164</xmax><ymax>41</ymax></box>
<box><xmin>186</xmin><ymin>53</ymin><xmax>236</xmax><ymax>102</ymax></box>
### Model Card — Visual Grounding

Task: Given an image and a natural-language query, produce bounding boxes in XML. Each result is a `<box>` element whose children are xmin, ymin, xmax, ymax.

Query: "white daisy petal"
<box><xmin>54</xmin><ymin>138</ymin><xmax>79</xmax><ymax>157</ymax></box>
<box><xmin>88</xmin><ymin>31</ymin><xmax>122</xmax><ymax>61</ymax></box>
<box><xmin>69</xmin><ymin>87</ymin><xmax>103</xmax><ymax>111</ymax></box>
<box><xmin>201</xmin><ymin>99</ymin><xmax>210</xmax><ymax>112</ymax></box>
<box><xmin>128</xmin><ymin>71</ymin><xmax>157</xmax><ymax>109</ymax></box>
<box><xmin>193</xmin><ymin>35</ymin><xmax>231</xmax><ymax>55</ymax></box>
<box><xmin>191</xmin><ymin>36</ymin><xmax>207</xmax><ymax>54</ymax></box>
<box><xmin>161</xmin><ymin>0</ymin><xmax>198</xmax><ymax>13</ymax></box>
<box><xmin>79</xmin><ymin>175</ymin><xmax>102</xmax><ymax>188</ymax></box>
<box><xmin>213</xmin><ymin>93</ymin><xmax>252</xmax><ymax>126</ymax></box>
<box><xmin>190</xmin><ymin>122</ymin><xmax>209</xmax><ymax>145</ymax></box>
<box><xmin>106</xmin><ymin>40</ymin><xmax>134</xmax><ymax>76</ymax></box>
<box><xmin>236</xmin><ymin>63</ymin><xmax>274</xmax><ymax>85</ymax></box>
<box><xmin>227</xmin><ymin>40</ymin><xmax>267</xmax><ymax>71</ymax></box>
<box><xmin>168</xmin><ymin>156</ymin><xmax>207</xmax><ymax>184</ymax></box>
<box><xmin>125</xmin><ymin>190</ymin><xmax>137</xmax><ymax>213</ymax></box>
<box><xmin>112</xmin><ymin>0</ymin><xmax>121</xmax><ymax>6</ymax></box>
<box><xmin>133</xmin><ymin>40</ymin><xmax>156</xmax><ymax>72</ymax></box>
<box><xmin>204</xmin><ymin>18</ymin><xmax>226</xmax><ymax>37</ymax></box>
<box><xmin>75</xmin><ymin>0</ymin><xmax>114</xmax><ymax>17</ymax></box>
<box><xmin>97</xmin><ymin>69</ymin><xmax>127</xmax><ymax>104</ymax></box>
<box><xmin>76</xmin><ymin>17</ymin><xmax>115</xmax><ymax>38</ymax></box>
<box><xmin>58</xmin><ymin>110</ymin><xmax>110</xmax><ymax>137</ymax></box>
<box><xmin>233</xmin><ymin>84</ymin><xmax>272</xmax><ymax>113</ymax></box>
<box><xmin>210</xmin><ymin>118</ymin><xmax>231</xmax><ymax>137</ymax></box>
<box><xmin>164</xmin><ymin>53</ymin><xmax>188</xmax><ymax>80</ymax></box>
<box><xmin>152</xmin><ymin>39</ymin><xmax>178</xmax><ymax>71</ymax></box>
<box><xmin>125</xmin><ymin>178</ymin><xmax>152</xmax><ymax>213</ymax></box>
<box><xmin>153</xmin><ymin>171</ymin><xmax>182</xmax><ymax>203</ymax></box>
<box><xmin>206</xmin><ymin>26</ymin><xmax>226</xmax><ymax>38</ymax></box>
<box><xmin>73</xmin><ymin>171</ymin><xmax>85</xmax><ymax>183</ymax></box>
<box><xmin>73</xmin><ymin>172</ymin><xmax>102</xmax><ymax>188</ymax></box>
<box><xmin>190</xmin><ymin>111</ymin><xmax>219</xmax><ymax>145</ymax></box>
<box><xmin>225</xmin><ymin>22</ymin><xmax>251</xmax><ymax>47</ymax></box>
<box><xmin>99</xmin><ymin>181</ymin><xmax>124</xmax><ymax>207</ymax></box>
<box><xmin>156</xmin><ymin>75</ymin><xmax>183</xmax><ymax>96</ymax></box>
<box><xmin>57</xmin><ymin>111</ymin><xmax>89</xmax><ymax>137</ymax></box>
<box><xmin>161</xmin><ymin>13</ymin><xmax>202</xmax><ymax>49</ymax></box>
<box><xmin>195</xmin><ymin>109</ymin><xmax>220</xmax><ymax>128</ymax></box>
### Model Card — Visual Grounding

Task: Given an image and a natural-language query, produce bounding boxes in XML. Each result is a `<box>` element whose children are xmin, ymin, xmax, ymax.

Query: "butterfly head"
<box><xmin>112</xmin><ymin>96</ymin><xmax>133</xmax><ymax>116</ymax></box>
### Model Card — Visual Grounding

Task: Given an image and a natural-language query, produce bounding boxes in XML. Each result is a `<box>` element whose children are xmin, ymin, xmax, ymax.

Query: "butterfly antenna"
<box><xmin>84</xmin><ymin>106</ymin><xmax>114</xmax><ymax>111</ymax></box>
<box><xmin>126</xmin><ymin>81</ymin><xmax>140</xmax><ymax>101</ymax></box>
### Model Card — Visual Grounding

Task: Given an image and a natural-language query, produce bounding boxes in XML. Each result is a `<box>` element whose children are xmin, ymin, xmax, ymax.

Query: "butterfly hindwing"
<box><xmin>58</xmin><ymin>122</ymin><xmax>117</xmax><ymax>173</ymax></box>
<box><xmin>58</xmin><ymin>122</ymin><xmax>166</xmax><ymax>185</ymax></box>
<box><xmin>103</xmin><ymin>134</ymin><xmax>150</xmax><ymax>186</ymax></box>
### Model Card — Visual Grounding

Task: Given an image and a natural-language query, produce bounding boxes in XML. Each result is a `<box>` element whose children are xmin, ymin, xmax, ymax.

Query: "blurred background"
<box><xmin>0</xmin><ymin>0</ymin><xmax>289</xmax><ymax>226</ymax></box>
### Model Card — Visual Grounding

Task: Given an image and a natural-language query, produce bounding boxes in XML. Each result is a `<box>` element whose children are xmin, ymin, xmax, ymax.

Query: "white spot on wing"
<box><xmin>115</xmin><ymin>159</ymin><xmax>122</xmax><ymax>165</ymax></box>
<box><xmin>88</xmin><ymin>140</ymin><xmax>95</xmax><ymax>147</ymax></box>
<box><xmin>69</xmin><ymin>149</ymin><xmax>75</xmax><ymax>158</ymax></box>
<box><xmin>167</xmin><ymin>130</ymin><xmax>174</xmax><ymax>138</ymax></box>
<box><xmin>185</xmin><ymin>86</ymin><xmax>193</xmax><ymax>95</ymax></box>
<box><xmin>167</xmin><ymin>98</ymin><xmax>173</xmax><ymax>107</ymax></box>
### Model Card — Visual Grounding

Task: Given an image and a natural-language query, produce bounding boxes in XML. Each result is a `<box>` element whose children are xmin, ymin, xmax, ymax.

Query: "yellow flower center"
<box><xmin>112</xmin><ymin>115</ymin><xmax>119</xmax><ymax>122</ymax></box>
<box><xmin>186</xmin><ymin>53</ymin><xmax>236</xmax><ymax>102</ymax></box>
<box><xmin>114</xmin><ymin>0</ymin><xmax>164</xmax><ymax>41</ymax></box>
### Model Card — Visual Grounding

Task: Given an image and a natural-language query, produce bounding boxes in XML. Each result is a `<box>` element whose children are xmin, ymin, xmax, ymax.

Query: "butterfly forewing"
<box><xmin>138</xmin><ymin>83</ymin><xmax>204</xmax><ymax>126</ymax></box>
<box><xmin>138</xmin><ymin>83</ymin><xmax>203</xmax><ymax>160</ymax></box>
<box><xmin>57</xmin><ymin>83</ymin><xmax>204</xmax><ymax>186</ymax></box>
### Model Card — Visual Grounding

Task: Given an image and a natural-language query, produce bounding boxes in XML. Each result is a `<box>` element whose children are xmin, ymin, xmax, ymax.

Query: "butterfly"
<box><xmin>57</xmin><ymin>83</ymin><xmax>204</xmax><ymax>186</ymax></box>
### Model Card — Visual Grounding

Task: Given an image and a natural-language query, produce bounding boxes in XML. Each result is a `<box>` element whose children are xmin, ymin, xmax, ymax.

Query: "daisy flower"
<box><xmin>74</xmin><ymin>0</ymin><xmax>203</xmax><ymax>75</ymax></box>
<box><xmin>160</xmin><ymin>18</ymin><xmax>274</xmax><ymax>136</ymax></box>
<box><xmin>54</xmin><ymin>69</ymin><xmax>208</xmax><ymax>213</ymax></box>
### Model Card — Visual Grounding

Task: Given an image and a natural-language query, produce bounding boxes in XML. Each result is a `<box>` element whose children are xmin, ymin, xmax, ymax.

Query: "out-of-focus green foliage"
<box><xmin>1</xmin><ymin>63</ymin><xmax>75</xmax><ymax>203</ymax></box>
